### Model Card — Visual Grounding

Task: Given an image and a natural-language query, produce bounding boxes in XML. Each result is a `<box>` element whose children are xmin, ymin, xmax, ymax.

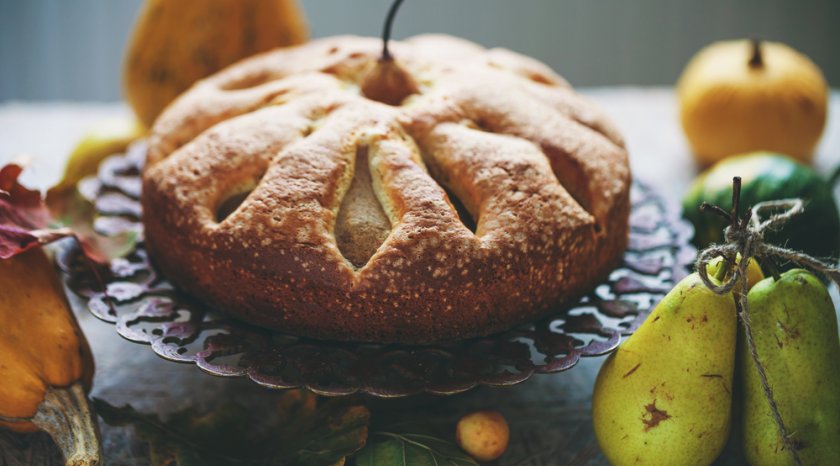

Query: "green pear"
<box><xmin>741</xmin><ymin>269</ymin><xmax>840</xmax><ymax>465</ymax></box>
<box><xmin>592</xmin><ymin>273</ymin><xmax>737</xmax><ymax>466</ymax></box>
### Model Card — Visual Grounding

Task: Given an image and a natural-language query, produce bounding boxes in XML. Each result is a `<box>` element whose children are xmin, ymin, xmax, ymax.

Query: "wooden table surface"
<box><xmin>1</xmin><ymin>88</ymin><xmax>839</xmax><ymax>466</ymax></box>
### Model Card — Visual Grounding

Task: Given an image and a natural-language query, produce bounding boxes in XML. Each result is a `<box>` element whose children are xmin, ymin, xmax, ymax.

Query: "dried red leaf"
<box><xmin>0</xmin><ymin>165</ymin><xmax>51</xmax><ymax>230</ymax></box>
<box><xmin>0</xmin><ymin>225</ymin><xmax>72</xmax><ymax>259</ymax></box>
<box><xmin>0</xmin><ymin>164</ymin><xmax>71</xmax><ymax>259</ymax></box>
<box><xmin>0</xmin><ymin>225</ymin><xmax>40</xmax><ymax>258</ymax></box>
<box><xmin>0</xmin><ymin>163</ymin><xmax>136</xmax><ymax>263</ymax></box>
<box><xmin>0</xmin><ymin>164</ymin><xmax>43</xmax><ymax>212</ymax></box>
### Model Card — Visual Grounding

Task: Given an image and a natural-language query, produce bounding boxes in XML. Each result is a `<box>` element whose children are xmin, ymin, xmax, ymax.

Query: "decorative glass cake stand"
<box><xmin>60</xmin><ymin>143</ymin><xmax>695</xmax><ymax>397</ymax></box>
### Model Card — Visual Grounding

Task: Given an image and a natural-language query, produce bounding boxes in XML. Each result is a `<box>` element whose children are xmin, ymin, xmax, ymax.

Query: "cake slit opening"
<box><xmin>335</xmin><ymin>146</ymin><xmax>392</xmax><ymax>268</ymax></box>
<box><xmin>418</xmin><ymin>143</ymin><xmax>480</xmax><ymax>235</ymax></box>
<box><xmin>216</xmin><ymin>189</ymin><xmax>253</xmax><ymax>222</ymax></box>
<box><xmin>215</xmin><ymin>169</ymin><xmax>267</xmax><ymax>223</ymax></box>
<box><xmin>444</xmin><ymin>187</ymin><xmax>477</xmax><ymax>233</ymax></box>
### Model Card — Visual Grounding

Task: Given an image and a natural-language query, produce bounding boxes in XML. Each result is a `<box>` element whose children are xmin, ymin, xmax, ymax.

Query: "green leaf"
<box><xmin>93</xmin><ymin>390</ymin><xmax>370</xmax><ymax>466</ymax></box>
<box><xmin>354</xmin><ymin>432</ymin><xmax>478</xmax><ymax>466</ymax></box>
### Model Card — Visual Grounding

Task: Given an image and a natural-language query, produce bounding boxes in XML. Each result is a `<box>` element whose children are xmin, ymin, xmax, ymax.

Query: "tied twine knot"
<box><xmin>695</xmin><ymin>197</ymin><xmax>840</xmax><ymax>294</ymax></box>
<box><xmin>693</xmin><ymin>178</ymin><xmax>840</xmax><ymax>466</ymax></box>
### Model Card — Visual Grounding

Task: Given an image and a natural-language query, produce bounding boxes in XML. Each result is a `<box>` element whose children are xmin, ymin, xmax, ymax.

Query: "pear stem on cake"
<box><xmin>380</xmin><ymin>0</ymin><xmax>405</xmax><ymax>62</ymax></box>
<box><xmin>749</xmin><ymin>38</ymin><xmax>764</xmax><ymax>68</ymax></box>
<box><xmin>362</xmin><ymin>0</ymin><xmax>417</xmax><ymax>105</ymax></box>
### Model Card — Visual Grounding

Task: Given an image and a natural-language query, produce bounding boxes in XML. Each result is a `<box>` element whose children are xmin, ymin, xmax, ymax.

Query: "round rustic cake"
<box><xmin>141</xmin><ymin>34</ymin><xmax>631</xmax><ymax>344</ymax></box>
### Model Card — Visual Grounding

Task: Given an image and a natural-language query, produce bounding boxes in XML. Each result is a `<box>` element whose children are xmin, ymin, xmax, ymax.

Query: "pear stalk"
<box><xmin>749</xmin><ymin>39</ymin><xmax>764</xmax><ymax>68</ymax></box>
<box><xmin>380</xmin><ymin>0</ymin><xmax>406</xmax><ymax>62</ymax></box>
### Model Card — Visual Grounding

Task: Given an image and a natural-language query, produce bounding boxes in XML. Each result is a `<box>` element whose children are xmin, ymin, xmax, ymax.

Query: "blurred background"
<box><xmin>1</xmin><ymin>0</ymin><xmax>838</xmax><ymax>102</ymax></box>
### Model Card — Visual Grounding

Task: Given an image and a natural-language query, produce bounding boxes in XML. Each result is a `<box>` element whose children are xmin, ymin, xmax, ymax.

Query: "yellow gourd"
<box><xmin>678</xmin><ymin>39</ymin><xmax>828</xmax><ymax>166</ymax></box>
<box><xmin>123</xmin><ymin>0</ymin><xmax>309</xmax><ymax>127</ymax></box>
<box><xmin>0</xmin><ymin>248</ymin><xmax>100</xmax><ymax>465</ymax></box>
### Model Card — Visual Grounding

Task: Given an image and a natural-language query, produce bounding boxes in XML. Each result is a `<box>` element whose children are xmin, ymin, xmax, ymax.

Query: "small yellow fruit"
<box><xmin>49</xmin><ymin>116</ymin><xmax>146</xmax><ymax>195</ymax></box>
<box><xmin>678</xmin><ymin>39</ymin><xmax>828</xmax><ymax>166</ymax></box>
<box><xmin>455</xmin><ymin>410</ymin><xmax>510</xmax><ymax>462</ymax></box>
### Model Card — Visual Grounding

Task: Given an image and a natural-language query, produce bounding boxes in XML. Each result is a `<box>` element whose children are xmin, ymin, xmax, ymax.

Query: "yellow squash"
<box><xmin>0</xmin><ymin>248</ymin><xmax>100</xmax><ymax>465</ymax></box>
<box><xmin>123</xmin><ymin>0</ymin><xmax>309</xmax><ymax>127</ymax></box>
<box><xmin>678</xmin><ymin>39</ymin><xmax>828</xmax><ymax>166</ymax></box>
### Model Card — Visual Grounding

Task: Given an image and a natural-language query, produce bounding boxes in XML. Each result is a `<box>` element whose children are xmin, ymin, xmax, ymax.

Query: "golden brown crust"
<box><xmin>142</xmin><ymin>34</ymin><xmax>631</xmax><ymax>343</ymax></box>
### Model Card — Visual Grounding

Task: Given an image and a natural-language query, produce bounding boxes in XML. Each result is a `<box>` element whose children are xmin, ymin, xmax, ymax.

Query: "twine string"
<box><xmin>695</xmin><ymin>196</ymin><xmax>840</xmax><ymax>466</ymax></box>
